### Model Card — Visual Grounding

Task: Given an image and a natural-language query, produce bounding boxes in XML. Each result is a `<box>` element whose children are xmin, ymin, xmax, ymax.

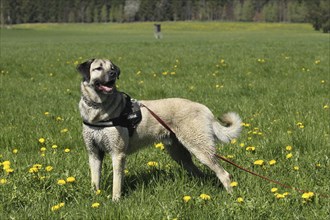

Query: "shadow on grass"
<box><xmin>101</xmin><ymin>167</ymin><xmax>225</xmax><ymax>197</ymax></box>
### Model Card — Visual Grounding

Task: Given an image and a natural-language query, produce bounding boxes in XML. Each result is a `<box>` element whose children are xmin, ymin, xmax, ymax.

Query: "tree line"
<box><xmin>1</xmin><ymin>0</ymin><xmax>329</xmax><ymax>32</ymax></box>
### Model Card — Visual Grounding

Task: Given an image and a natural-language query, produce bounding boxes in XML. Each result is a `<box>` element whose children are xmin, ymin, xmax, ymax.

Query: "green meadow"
<box><xmin>0</xmin><ymin>22</ymin><xmax>329</xmax><ymax>219</ymax></box>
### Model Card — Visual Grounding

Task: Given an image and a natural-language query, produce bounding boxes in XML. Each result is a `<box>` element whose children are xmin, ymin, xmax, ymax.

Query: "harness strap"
<box><xmin>82</xmin><ymin>93</ymin><xmax>142</xmax><ymax>136</ymax></box>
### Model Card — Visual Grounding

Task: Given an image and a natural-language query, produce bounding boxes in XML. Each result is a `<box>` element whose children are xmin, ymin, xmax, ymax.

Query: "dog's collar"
<box><xmin>82</xmin><ymin>93</ymin><xmax>142</xmax><ymax>137</ymax></box>
<box><xmin>82</xmin><ymin>96</ymin><xmax>103</xmax><ymax>109</ymax></box>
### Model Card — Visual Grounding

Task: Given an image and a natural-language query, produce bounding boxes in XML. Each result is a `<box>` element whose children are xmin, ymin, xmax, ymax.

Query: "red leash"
<box><xmin>141</xmin><ymin>103</ymin><xmax>328</xmax><ymax>198</ymax></box>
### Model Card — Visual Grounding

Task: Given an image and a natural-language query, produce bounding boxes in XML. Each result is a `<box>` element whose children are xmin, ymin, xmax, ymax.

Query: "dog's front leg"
<box><xmin>111</xmin><ymin>152</ymin><xmax>126</xmax><ymax>201</ymax></box>
<box><xmin>88</xmin><ymin>150</ymin><xmax>104</xmax><ymax>191</ymax></box>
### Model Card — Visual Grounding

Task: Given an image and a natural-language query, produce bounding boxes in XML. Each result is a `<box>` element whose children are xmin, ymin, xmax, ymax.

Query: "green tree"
<box><xmin>241</xmin><ymin>0</ymin><xmax>254</xmax><ymax>21</ymax></box>
<box><xmin>93</xmin><ymin>7</ymin><xmax>99</xmax><ymax>22</ymax></box>
<box><xmin>287</xmin><ymin>1</ymin><xmax>307</xmax><ymax>23</ymax></box>
<box><xmin>233</xmin><ymin>0</ymin><xmax>242</xmax><ymax>21</ymax></box>
<box><xmin>261</xmin><ymin>2</ymin><xmax>278</xmax><ymax>22</ymax></box>
<box><xmin>101</xmin><ymin>4</ymin><xmax>108</xmax><ymax>22</ymax></box>
<box><xmin>305</xmin><ymin>0</ymin><xmax>330</xmax><ymax>32</ymax></box>
<box><xmin>85</xmin><ymin>5</ymin><xmax>93</xmax><ymax>23</ymax></box>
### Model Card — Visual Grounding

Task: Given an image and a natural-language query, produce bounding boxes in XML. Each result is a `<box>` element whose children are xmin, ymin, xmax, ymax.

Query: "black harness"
<box><xmin>82</xmin><ymin>93</ymin><xmax>142</xmax><ymax>136</ymax></box>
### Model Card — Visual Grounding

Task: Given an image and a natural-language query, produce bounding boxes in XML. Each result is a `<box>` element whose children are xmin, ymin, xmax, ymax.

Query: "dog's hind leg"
<box><xmin>177</xmin><ymin>133</ymin><xmax>232</xmax><ymax>193</ymax></box>
<box><xmin>165</xmin><ymin>138</ymin><xmax>204</xmax><ymax>177</ymax></box>
<box><xmin>88</xmin><ymin>149</ymin><xmax>105</xmax><ymax>191</ymax></box>
<box><xmin>187</xmin><ymin>147</ymin><xmax>232</xmax><ymax>193</ymax></box>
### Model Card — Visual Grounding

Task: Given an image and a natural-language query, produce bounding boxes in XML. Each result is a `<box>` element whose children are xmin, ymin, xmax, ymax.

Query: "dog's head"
<box><xmin>77</xmin><ymin>59</ymin><xmax>120</xmax><ymax>94</ymax></box>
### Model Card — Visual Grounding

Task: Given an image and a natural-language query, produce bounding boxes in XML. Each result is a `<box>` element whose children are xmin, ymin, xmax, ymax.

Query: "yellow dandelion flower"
<box><xmin>323</xmin><ymin>105</ymin><xmax>329</xmax><ymax>109</ymax></box>
<box><xmin>124</xmin><ymin>169</ymin><xmax>129</xmax><ymax>175</ymax></box>
<box><xmin>12</xmin><ymin>149</ymin><xmax>18</xmax><ymax>154</ymax></box>
<box><xmin>52</xmin><ymin>145</ymin><xmax>58</xmax><ymax>149</ymax></box>
<box><xmin>40</xmin><ymin>147</ymin><xmax>46</xmax><ymax>152</ymax></box>
<box><xmin>320</xmin><ymin>80</ymin><xmax>325</xmax><ymax>84</ymax></box>
<box><xmin>302</xmin><ymin>192</ymin><xmax>314</xmax><ymax>200</ymax></box>
<box><xmin>283</xmin><ymin>192</ymin><xmax>290</xmax><ymax>196</ymax></box>
<box><xmin>29</xmin><ymin>167</ymin><xmax>39</xmax><ymax>173</ymax></box>
<box><xmin>230</xmin><ymin>182</ymin><xmax>238</xmax><ymax>187</ymax></box>
<box><xmin>276</xmin><ymin>194</ymin><xmax>285</xmax><ymax>199</ymax></box>
<box><xmin>286</xmin><ymin>153</ymin><xmax>293</xmax><ymax>159</ymax></box>
<box><xmin>154</xmin><ymin>142</ymin><xmax>165</xmax><ymax>150</ymax></box>
<box><xmin>2</xmin><ymin>160</ymin><xmax>10</xmax><ymax>167</ymax></box>
<box><xmin>293</xmin><ymin>166</ymin><xmax>299</xmax><ymax>171</ymax></box>
<box><xmin>57</xmin><ymin>179</ymin><xmax>66</xmax><ymax>185</ymax></box>
<box><xmin>183</xmin><ymin>195</ymin><xmax>192</xmax><ymax>203</ymax></box>
<box><xmin>91</xmin><ymin>202</ymin><xmax>100</xmax><ymax>208</ymax></box>
<box><xmin>96</xmin><ymin>190</ymin><xmax>101</xmax><ymax>195</ymax></box>
<box><xmin>245</xmin><ymin>146</ymin><xmax>255</xmax><ymax>152</ymax></box>
<box><xmin>314</xmin><ymin>60</ymin><xmax>320</xmax><ymax>64</ymax></box>
<box><xmin>285</xmin><ymin>145</ymin><xmax>292</xmax><ymax>151</ymax></box>
<box><xmin>242</xmin><ymin>122</ymin><xmax>251</xmax><ymax>127</ymax></box>
<box><xmin>271</xmin><ymin>188</ymin><xmax>278</xmax><ymax>193</ymax></box>
<box><xmin>230</xmin><ymin>139</ymin><xmax>237</xmax><ymax>144</ymax></box>
<box><xmin>45</xmin><ymin>166</ymin><xmax>53</xmax><ymax>172</ymax></box>
<box><xmin>5</xmin><ymin>168</ymin><xmax>14</xmax><ymax>174</ymax></box>
<box><xmin>59</xmin><ymin>202</ymin><xmax>65</xmax><ymax>207</ymax></box>
<box><xmin>296</xmin><ymin>122</ymin><xmax>304</xmax><ymax>128</ymax></box>
<box><xmin>236</xmin><ymin>197</ymin><xmax>244</xmax><ymax>203</ymax></box>
<box><xmin>3</xmin><ymin>164</ymin><xmax>10</xmax><ymax>171</ymax></box>
<box><xmin>0</xmin><ymin>178</ymin><xmax>7</xmax><ymax>184</ymax></box>
<box><xmin>38</xmin><ymin>138</ymin><xmax>45</xmax><ymax>144</ymax></box>
<box><xmin>61</xmin><ymin>128</ymin><xmax>68</xmax><ymax>133</ymax></box>
<box><xmin>33</xmin><ymin>164</ymin><xmax>42</xmax><ymax>169</ymax></box>
<box><xmin>257</xmin><ymin>58</ymin><xmax>266</xmax><ymax>63</ymax></box>
<box><xmin>315</xmin><ymin>163</ymin><xmax>321</xmax><ymax>168</ymax></box>
<box><xmin>64</xmin><ymin>148</ymin><xmax>70</xmax><ymax>153</ymax></box>
<box><xmin>147</xmin><ymin>161</ymin><xmax>158</xmax><ymax>167</ymax></box>
<box><xmin>269</xmin><ymin>160</ymin><xmax>276</xmax><ymax>165</ymax></box>
<box><xmin>200</xmin><ymin>193</ymin><xmax>211</xmax><ymax>200</ymax></box>
<box><xmin>51</xmin><ymin>205</ymin><xmax>60</xmax><ymax>211</ymax></box>
<box><xmin>66</xmin><ymin>177</ymin><xmax>76</xmax><ymax>183</ymax></box>
<box><xmin>44</xmin><ymin>112</ymin><xmax>50</xmax><ymax>115</ymax></box>
<box><xmin>253</xmin><ymin>160</ymin><xmax>264</xmax><ymax>166</ymax></box>
<box><xmin>239</xmin><ymin>143</ymin><xmax>245</xmax><ymax>147</ymax></box>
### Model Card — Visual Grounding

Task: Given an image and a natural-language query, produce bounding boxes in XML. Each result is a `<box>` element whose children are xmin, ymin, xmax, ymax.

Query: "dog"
<box><xmin>77</xmin><ymin>59</ymin><xmax>242</xmax><ymax>201</ymax></box>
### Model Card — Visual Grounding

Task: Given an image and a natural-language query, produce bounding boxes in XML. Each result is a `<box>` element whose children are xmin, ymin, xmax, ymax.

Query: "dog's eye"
<box><xmin>94</xmin><ymin>67</ymin><xmax>103</xmax><ymax>71</ymax></box>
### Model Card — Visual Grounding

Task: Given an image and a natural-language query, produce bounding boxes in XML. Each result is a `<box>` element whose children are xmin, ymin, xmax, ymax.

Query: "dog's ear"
<box><xmin>76</xmin><ymin>59</ymin><xmax>95</xmax><ymax>82</ymax></box>
<box><xmin>113</xmin><ymin>63</ymin><xmax>120</xmax><ymax>79</ymax></box>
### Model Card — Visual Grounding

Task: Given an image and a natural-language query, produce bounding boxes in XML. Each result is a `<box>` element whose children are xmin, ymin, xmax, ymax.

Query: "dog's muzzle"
<box><xmin>94</xmin><ymin>79</ymin><xmax>116</xmax><ymax>93</ymax></box>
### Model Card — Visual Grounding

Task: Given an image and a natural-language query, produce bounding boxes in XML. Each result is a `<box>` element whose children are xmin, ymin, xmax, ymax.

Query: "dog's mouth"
<box><xmin>95</xmin><ymin>80</ymin><xmax>116</xmax><ymax>93</ymax></box>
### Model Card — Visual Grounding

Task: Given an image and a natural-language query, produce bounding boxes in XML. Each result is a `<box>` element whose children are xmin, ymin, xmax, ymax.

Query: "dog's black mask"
<box><xmin>76</xmin><ymin>59</ymin><xmax>121</xmax><ymax>83</ymax></box>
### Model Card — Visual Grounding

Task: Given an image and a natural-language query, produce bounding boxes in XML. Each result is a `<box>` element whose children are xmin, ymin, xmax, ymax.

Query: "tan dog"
<box><xmin>77</xmin><ymin>59</ymin><xmax>242</xmax><ymax>201</ymax></box>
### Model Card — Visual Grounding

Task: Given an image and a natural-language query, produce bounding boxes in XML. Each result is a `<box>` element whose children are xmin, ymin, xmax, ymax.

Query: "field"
<box><xmin>0</xmin><ymin>22</ymin><xmax>329</xmax><ymax>219</ymax></box>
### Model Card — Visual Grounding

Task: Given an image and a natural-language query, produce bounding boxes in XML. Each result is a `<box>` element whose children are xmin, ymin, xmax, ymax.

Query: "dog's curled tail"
<box><xmin>213</xmin><ymin>112</ymin><xmax>242</xmax><ymax>143</ymax></box>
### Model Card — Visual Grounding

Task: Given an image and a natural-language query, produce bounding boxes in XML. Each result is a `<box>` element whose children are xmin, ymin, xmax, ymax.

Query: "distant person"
<box><xmin>154</xmin><ymin>24</ymin><xmax>162</xmax><ymax>39</ymax></box>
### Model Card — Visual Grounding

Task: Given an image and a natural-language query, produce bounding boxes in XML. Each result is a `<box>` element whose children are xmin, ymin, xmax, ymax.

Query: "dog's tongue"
<box><xmin>98</xmin><ymin>85</ymin><xmax>112</xmax><ymax>92</ymax></box>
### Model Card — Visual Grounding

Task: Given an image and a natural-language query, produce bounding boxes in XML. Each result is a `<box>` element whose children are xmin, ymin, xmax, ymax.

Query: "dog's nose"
<box><xmin>109</xmin><ymin>71</ymin><xmax>116</xmax><ymax>77</ymax></box>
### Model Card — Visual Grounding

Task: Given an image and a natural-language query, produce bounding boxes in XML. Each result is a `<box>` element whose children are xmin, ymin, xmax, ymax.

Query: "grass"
<box><xmin>0</xmin><ymin>21</ymin><xmax>329</xmax><ymax>219</ymax></box>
